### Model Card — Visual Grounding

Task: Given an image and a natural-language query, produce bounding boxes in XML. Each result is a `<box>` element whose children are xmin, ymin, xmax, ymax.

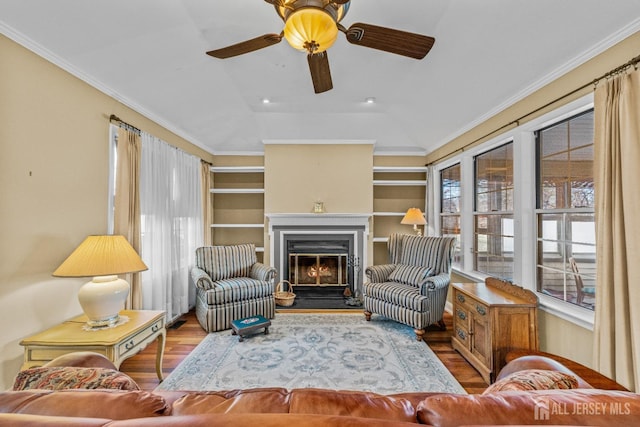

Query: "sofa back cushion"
<box><xmin>289</xmin><ymin>388</ymin><xmax>416</xmax><ymax>423</ymax></box>
<box><xmin>171</xmin><ymin>388</ymin><xmax>290</xmax><ymax>415</ymax></box>
<box><xmin>0</xmin><ymin>389</ymin><xmax>168</xmax><ymax>420</ymax></box>
<box><xmin>417</xmin><ymin>389</ymin><xmax>640</xmax><ymax>427</ymax></box>
<box><xmin>196</xmin><ymin>245</ymin><xmax>256</xmax><ymax>281</ymax></box>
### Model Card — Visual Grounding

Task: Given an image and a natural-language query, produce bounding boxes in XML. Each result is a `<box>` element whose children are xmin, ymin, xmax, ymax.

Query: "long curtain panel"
<box><xmin>114</xmin><ymin>127</ymin><xmax>142</xmax><ymax>309</ymax></box>
<box><xmin>140</xmin><ymin>132</ymin><xmax>203</xmax><ymax>321</ymax></box>
<box><xmin>200</xmin><ymin>160</ymin><xmax>213</xmax><ymax>246</ymax></box>
<box><xmin>593</xmin><ymin>66</ymin><xmax>640</xmax><ymax>392</ymax></box>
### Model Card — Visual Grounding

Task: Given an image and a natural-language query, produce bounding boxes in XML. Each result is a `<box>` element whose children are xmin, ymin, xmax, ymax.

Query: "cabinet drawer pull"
<box><xmin>456</xmin><ymin>309</ymin><xmax>466</xmax><ymax>321</ymax></box>
<box><xmin>456</xmin><ymin>328</ymin><xmax>467</xmax><ymax>340</ymax></box>
<box><xmin>152</xmin><ymin>324</ymin><xmax>160</xmax><ymax>333</ymax></box>
<box><xmin>476</xmin><ymin>305</ymin><xmax>487</xmax><ymax>316</ymax></box>
<box><xmin>457</xmin><ymin>294</ymin><xmax>465</xmax><ymax>303</ymax></box>
<box><xmin>125</xmin><ymin>340</ymin><xmax>135</xmax><ymax>350</ymax></box>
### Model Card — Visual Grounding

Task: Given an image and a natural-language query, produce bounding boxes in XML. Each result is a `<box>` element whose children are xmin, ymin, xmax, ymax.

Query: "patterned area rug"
<box><xmin>156</xmin><ymin>313</ymin><xmax>466</xmax><ymax>394</ymax></box>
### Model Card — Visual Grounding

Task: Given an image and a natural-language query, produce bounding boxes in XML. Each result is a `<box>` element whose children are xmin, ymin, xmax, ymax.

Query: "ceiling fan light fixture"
<box><xmin>284</xmin><ymin>8</ymin><xmax>338</xmax><ymax>53</ymax></box>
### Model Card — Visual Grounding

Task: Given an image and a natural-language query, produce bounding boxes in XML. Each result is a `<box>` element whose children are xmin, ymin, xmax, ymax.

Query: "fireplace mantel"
<box><xmin>266</xmin><ymin>213</ymin><xmax>371</xmax><ymax>232</ymax></box>
<box><xmin>266</xmin><ymin>213</ymin><xmax>371</xmax><ymax>297</ymax></box>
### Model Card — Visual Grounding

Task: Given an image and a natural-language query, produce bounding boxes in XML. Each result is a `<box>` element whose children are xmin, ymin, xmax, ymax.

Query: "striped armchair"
<box><xmin>191</xmin><ymin>244</ymin><xmax>277</xmax><ymax>332</ymax></box>
<box><xmin>363</xmin><ymin>234</ymin><xmax>456</xmax><ymax>341</ymax></box>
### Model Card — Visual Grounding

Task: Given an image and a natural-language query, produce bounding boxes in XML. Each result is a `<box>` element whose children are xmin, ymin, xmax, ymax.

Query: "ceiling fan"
<box><xmin>206</xmin><ymin>0</ymin><xmax>435</xmax><ymax>94</ymax></box>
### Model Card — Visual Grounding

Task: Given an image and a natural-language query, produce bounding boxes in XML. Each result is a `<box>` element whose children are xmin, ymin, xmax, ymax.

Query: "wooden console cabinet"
<box><xmin>451</xmin><ymin>278</ymin><xmax>538</xmax><ymax>384</ymax></box>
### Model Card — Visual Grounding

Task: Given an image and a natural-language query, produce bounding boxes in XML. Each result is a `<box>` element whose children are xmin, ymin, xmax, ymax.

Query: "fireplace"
<box><xmin>289</xmin><ymin>254</ymin><xmax>347</xmax><ymax>286</ymax></box>
<box><xmin>266</xmin><ymin>213</ymin><xmax>370</xmax><ymax>297</ymax></box>
<box><xmin>286</xmin><ymin>238</ymin><xmax>350</xmax><ymax>286</ymax></box>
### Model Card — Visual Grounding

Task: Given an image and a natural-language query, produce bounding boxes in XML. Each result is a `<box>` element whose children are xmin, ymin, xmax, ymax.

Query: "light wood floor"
<box><xmin>120</xmin><ymin>309</ymin><xmax>489</xmax><ymax>394</ymax></box>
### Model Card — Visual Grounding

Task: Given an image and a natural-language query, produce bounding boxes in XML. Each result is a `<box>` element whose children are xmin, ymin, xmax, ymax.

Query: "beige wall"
<box><xmin>263</xmin><ymin>143</ymin><xmax>374</xmax><ymax>264</ymax></box>
<box><xmin>0</xmin><ymin>34</ymin><xmax>211</xmax><ymax>389</ymax></box>
<box><xmin>264</xmin><ymin>143</ymin><xmax>373</xmax><ymax>214</ymax></box>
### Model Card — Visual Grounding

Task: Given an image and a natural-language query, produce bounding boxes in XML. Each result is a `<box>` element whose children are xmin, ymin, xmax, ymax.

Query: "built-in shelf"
<box><xmin>373</xmin><ymin>180</ymin><xmax>427</xmax><ymax>186</ymax></box>
<box><xmin>373</xmin><ymin>166</ymin><xmax>428</xmax><ymax>173</ymax></box>
<box><xmin>372</xmin><ymin>164</ymin><xmax>428</xmax><ymax>262</ymax></box>
<box><xmin>210</xmin><ymin>165</ymin><xmax>266</xmax><ymax>253</ymax></box>
<box><xmin>210</xmin><ymin>166</ymin><xmax>264</xmax><ymax>173</ymax></box>
<box><xmin>210</xmin><ymin>188</ymin><xmax>264</xmax><ymax>194</ymax></box>
<box><xmin>210</xmin><ymin>224</ymin><xmax>265</xmax><ymax>228</ymax></box>
<box><xmin>373</xmin><ymin>212</ymin><xmax>407</xmax><ymax>217</ymax></box>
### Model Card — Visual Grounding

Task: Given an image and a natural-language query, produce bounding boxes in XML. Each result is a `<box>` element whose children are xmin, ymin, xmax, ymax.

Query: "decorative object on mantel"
<box><xmin>53</xmin><ymin>235</ymin><xmax>148</xmax><ymax>329</ymax></box>
<box><xmin>313</xmin><ymin>201</ymin><xmax>325</xmax><ymax>213</ymax></box>
<box><xmin>401</xmin><ymin>207</ymin><xmax>427</xmax><ymax>236</ymax></box>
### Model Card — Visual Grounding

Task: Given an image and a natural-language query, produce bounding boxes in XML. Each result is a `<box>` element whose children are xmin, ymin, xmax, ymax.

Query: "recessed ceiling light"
<box><xmin>365</xmin><ymin>97</ymin><xmax>376</xmax><ymax>104</ymax></box>
<box><xmin>262</xmin><ymin>98</ymin><xmax>270</xmax><ymax>104</ymax></box>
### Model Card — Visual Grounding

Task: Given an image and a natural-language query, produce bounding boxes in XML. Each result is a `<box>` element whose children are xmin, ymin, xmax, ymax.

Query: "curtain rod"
<box><xmin>109</xmin><ymin>114</ymin><xmax>141</xmax><ymax>135</ymax></box>
<box><xmin>427</xmin><ymin>53</ymin><xmax>640</xmax><ymax>166</ymax></box>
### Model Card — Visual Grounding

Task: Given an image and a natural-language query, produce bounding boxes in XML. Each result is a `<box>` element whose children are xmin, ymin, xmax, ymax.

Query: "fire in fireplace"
<box><xmin>288</xmin><ymin>253</ymin><xmax>348</xmax><ymax>286</ymax></box>
<box><xmin>286</xmin><ymin>238</ymin><xmax>351</xmax><ymax>288</ymax></box>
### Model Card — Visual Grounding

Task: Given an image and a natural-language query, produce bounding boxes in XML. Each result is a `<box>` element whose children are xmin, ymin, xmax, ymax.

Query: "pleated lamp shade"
<box><xmin>401</xmin><ymin>208</ymin><xmax>427</xmax><ymax>236</ymax></box>
<box><xmin>53</xmin><ymin>235</ymin><xmax>147</xmax><ymax>328</ymax></box>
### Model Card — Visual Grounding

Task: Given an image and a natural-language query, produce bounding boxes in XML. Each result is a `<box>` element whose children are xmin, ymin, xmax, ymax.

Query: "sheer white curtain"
<box><xmin>140</xmin><ymin>132</ymin><xmax>203</xmax><ymax>322</ymax></box>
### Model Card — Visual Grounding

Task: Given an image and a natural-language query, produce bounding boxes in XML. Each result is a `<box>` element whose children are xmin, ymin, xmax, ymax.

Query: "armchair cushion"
<box><xmin>388</xmin><ymin>265</ymin><xmax>433</xmax><ymax>288</ymax></box>
<box><xmin>203</xmin><ymin>277</ymin><xmax>275</xmax><ymax>305</ymax></box>
<box><xmin>364</xmin><ymin>282</ymin><xmax>426</xmax><ymax>312</ymax></box>
<box><xmin>13</xmin><ymin>367</ymin><xmax>140</xmax><ymax>391</ymax></box>
<box><xmin>196</xmin><ymin>244</ymin><xmax>256</xmax><ymax>281</ymax></box>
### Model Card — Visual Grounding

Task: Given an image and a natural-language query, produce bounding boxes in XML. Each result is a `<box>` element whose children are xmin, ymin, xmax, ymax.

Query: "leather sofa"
<box><xmin>1</xmin><ymin>351</ymin><xmax>639</xmax><ymax>426</ymax></box>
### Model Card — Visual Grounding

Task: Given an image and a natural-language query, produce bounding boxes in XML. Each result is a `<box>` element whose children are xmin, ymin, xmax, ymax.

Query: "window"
<box><xmin>474</xmin><ymin>142</ymin><xmax>514</xmax><ymax>278</ymax></box>
<box><xmin>440</xmin><ymin>164</ymin><xmax>462</xmax><ymax>266</ymax></box>
<box><xmin>536</xmin><ymin>110</ymin><xmax>595</xmax><ymax>310</ymax></box>
<box><xmin>433</xmin><ymin>95</ymin><xmax>595</xmax><ymax>327</ymax></box>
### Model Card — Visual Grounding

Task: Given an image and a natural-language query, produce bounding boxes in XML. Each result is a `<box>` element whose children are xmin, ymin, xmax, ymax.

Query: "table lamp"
<box><xmin>401</xmin><ymin>208</ymin><xmax>427</xmax><ymax>236</ymax></box>
<box><xmin>53</xmin><ymin>235</ymin><xmax>148</xmax><ymax>328</ymax></box>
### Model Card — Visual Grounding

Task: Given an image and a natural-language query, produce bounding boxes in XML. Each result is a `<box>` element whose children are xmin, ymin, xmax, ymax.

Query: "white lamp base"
<box><xmin>413</xmin><ymin>224</ymin><xmax>423</xmax><ymax>236</ymax></box>
<box><xmin>78</xmin><ymin>275</ymin><xmax>130</xmax><ymax>328</ymax></box>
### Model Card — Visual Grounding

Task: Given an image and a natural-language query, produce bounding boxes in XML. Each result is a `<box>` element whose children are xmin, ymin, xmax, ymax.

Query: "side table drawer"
<box><xmin>453</xmin><ymin>323</ymin><xmax>470</xmax><ymax>348</ymax></box>
<box><xmin>457</xmin><ymin>292</ymin><xmax>488</xmax><ymax>318</ymax></box>
<box><xmin>118</xmin><ymin>318</ymin><xmax>164</xmax><ymax>358</ymax></box>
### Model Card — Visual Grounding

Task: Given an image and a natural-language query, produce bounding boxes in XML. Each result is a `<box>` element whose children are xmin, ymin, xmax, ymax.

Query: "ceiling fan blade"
<box><xmin>206</xmin><ymin>33</ymin><xmax>283</xmax><ymax>59</ymax></box>
<box><xmin>345</xmin><ymin>23</ymin><xmax>435</xmax><ymax>59</ymax></box>
<box><xmin>307</xmin><ymin>52</ymin><xmax>333</xmax><ymax>94</ymax></box>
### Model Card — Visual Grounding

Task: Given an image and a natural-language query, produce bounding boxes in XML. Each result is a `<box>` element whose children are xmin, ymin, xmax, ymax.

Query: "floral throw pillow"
<box><xmin>388</xmin><ymin>264</ymin><xmax>433</xmax><ymax>287</ymax></box>
<box><xmin>483</xmin><ymin>369</ymin><xmax>579</xmax><ymax>394</ymax></box>
<box><xmin>12</xmin><ymin>366</ymin><xmax>140</xmax><ymax>391</ymax></box>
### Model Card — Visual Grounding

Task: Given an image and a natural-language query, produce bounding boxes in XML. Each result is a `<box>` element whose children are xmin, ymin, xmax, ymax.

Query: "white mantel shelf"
<box><xmin>266</xmin><ymin>213</ymin><xmax>371</xmax><ymax>230</ymax></box>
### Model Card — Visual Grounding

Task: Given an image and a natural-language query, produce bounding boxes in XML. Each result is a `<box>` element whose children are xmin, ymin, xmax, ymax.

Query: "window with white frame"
<box><xmin>474</xmin><ymin>142</ymin><xmax>514</xmax><ymax>279</ymax></box>
<box><xmin>440</xmin><ymin>164</ymin><xmax>462</xmax><ymax>267</ymax></box>
<box><xmin>535</xmin><ymin>109</ymin><xmax>595</xmax><ymax>310</ymax></box>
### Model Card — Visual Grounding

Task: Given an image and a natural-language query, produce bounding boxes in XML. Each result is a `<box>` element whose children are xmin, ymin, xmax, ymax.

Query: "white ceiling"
<box><xmin>1</xmin><ymin>1</ymin><xmax>639</xmax><ymax>155</ymax></box>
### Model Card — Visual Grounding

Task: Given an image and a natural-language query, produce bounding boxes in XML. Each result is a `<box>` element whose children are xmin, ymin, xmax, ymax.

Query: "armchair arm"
<box><xmin>365</xmin><ymin>264</ymin><xmax>396</xmax><ymax>283</ymax></box>
<box><xmin>191</xmin><ymin>267</ymin><xmax>215</xmax><ymax>290</ymax></box>
<box><xmin>250</xmin><ymin>262</ymin><xmax>277</xmax><ymax>282</ymax></box>
<box><xmin>420</xmin><ymin>273</ymin><xmax>450</xmax><ymax>295</ymax></box>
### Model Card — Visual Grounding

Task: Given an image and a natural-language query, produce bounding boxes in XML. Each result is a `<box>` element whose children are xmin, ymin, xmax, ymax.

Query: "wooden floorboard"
<box><xmin>120</xmin><ymin>309</ymin><xmax>488</xmax><ymax>394</ymax></box>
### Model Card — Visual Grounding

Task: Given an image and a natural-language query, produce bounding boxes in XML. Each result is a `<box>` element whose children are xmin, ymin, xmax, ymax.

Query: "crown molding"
<box><xmin>0</xmin><ymin>21</ymin><xmax>214</xmax><ymax>156</ymax></box>
<box><xmin>434</xmin><ymin>17</ymin><xmax>640</xmax><ymax>152</ymax></box>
